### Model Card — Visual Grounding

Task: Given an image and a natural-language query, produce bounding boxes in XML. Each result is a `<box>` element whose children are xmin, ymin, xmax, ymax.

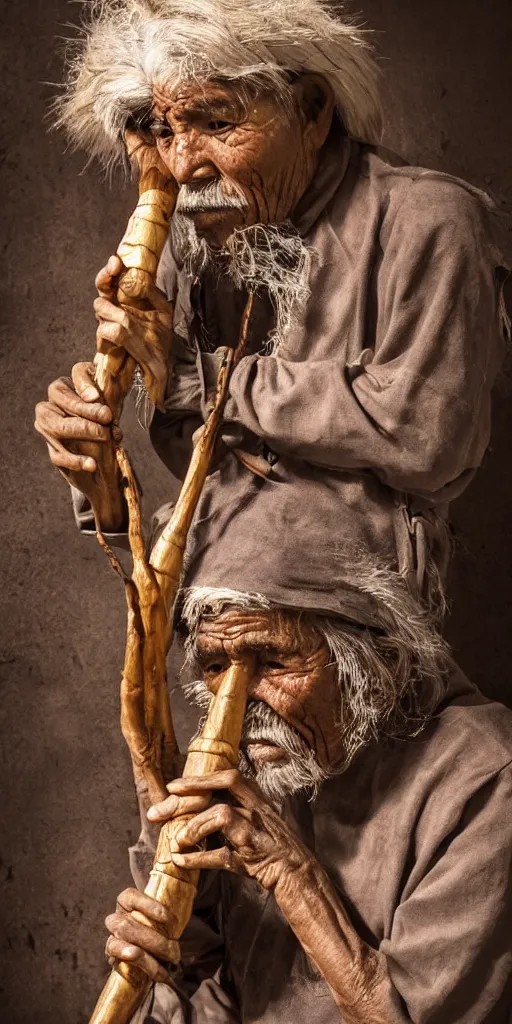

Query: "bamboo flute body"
<box><xmin>89</xmin><ymin>659</ymin><xmax>254</xmax><ymax>1024</ymax></box>
<box><xmin>81</xmin><ymin>142</ymin><xmax>177</xmax><ymax>530</ymax></box>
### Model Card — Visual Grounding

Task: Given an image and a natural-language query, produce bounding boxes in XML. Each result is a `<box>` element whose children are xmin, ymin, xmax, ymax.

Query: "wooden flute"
<box><xmin>83</xmin><ymin>139</ymin><xmax>255</xmax><ymax>1022</ymax></box>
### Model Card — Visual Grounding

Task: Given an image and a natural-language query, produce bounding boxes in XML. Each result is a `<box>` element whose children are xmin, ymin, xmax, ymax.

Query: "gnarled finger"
<box><xmin>96</xmin><ymin>320</ymin><xmax>127</xmax><ymax>356</ymax></box>
<box><xmin>147</xmin><ymin>793</ymin><xmax>209</xmax><ymax>823</ymax></box>
<box><xmin>94</xmin><ymin>296</ymin><xmax>130</xmax><ymax>327</ymax></box>
<box><xmin>48</xmin><ymin>377</ymin><xmax>112</xmax><ymax>423</ymax></box>
<box><xmin>105</xmin><ymin>911</ymin><xmax>176</xmax><ymax>964</ymax></box>
<box><xmin>105</xmin><ymin>936</ymin><xmax>171</xmax><ymax>985</ymax></box>
<box><xmin>166</xmin><ymin>769</ymin><xmax>268</xmax><ymax>812</ymax></box>
<box><xmin>71</xmin><ymin>362</ymin><xmax>100</xmax><ymax>402</ymax></box>
<box><xmin>116</xmin><ymin>887</ymin><xmax>171</xmax><ymax>929</ymax></box>
<box><xmin>95</xmin><ymin>256</ymin><xmax>123</xmax><ymax>299</ymax></box>
<box><xmin>172</xmin><ymin>846</ymin><xmax>246</xmax><ymax>875</ymax></box>
<box><xmin>54</xmin><ymin>413</ymin><xmax>110</xmax><ymax>443</ymax></box>
<box><xmin>175</xmin><ymin>803</ymin><xmax>254</xmax><ymax>852</ymax></box>
<box><xmin>45</xmin><ymin>440</ymin><xmax>96</xmax><ymax>473</ymax></box>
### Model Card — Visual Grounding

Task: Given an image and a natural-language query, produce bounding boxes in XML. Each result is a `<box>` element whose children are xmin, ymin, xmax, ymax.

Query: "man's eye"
<box><xmin>150</xmin><ymin>123</ymin><xmax>174</xmax><ymax>140</ymax></box>
<box><xmin>205</xmin><ymin>662</ymin><xmax>226</xmax><ymax>674</ymax></box>
<box><xmin>207</xmin><ymin>120</ymin><xmax>232</xmax><ymax>132</ymax></box>
<box><xmin>264</xmin><ymin>660</ymin><xmax>286</xmax><ymax>671</ymax></box>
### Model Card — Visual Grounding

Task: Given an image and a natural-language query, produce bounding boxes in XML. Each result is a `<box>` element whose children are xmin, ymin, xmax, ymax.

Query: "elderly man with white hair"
<box><xmin>34</xmin><ymin>1</ymin><xmax>512</xmax><ymax>1021</ymax></box>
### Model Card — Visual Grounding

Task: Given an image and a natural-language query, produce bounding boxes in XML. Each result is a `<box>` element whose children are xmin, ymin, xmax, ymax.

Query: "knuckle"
<box><xmin>114</xmin><ymin>916</ymin><xmax>133</xmax><ymax>941</ymax></box>
<box><xmin>34</xmin><ymin>402</ymin><xmax>47</xmax><ymax>424</ymax></box>
<box><xmin>105</xmin><ymin>913</ymin><xmax>118</xmax><ymax>933</ymax></box>
<box><xmin>110</xmin><ymin>323</ymin><xmax>123</xmax><ymax>343</ymax></box>
<box><xmin>218</xmin><ymin>805</ymin><xmax>234</xmax><ymax>828</ymax></box>
<box><xmin>116</xmin><ymin>888</ymin><xmax>132</xmax><ymax>908</ymax></box>
<box><xmin>128</xmin><ymin>947</ymin><xmax>144</xmax><ymax>965</ymax></box>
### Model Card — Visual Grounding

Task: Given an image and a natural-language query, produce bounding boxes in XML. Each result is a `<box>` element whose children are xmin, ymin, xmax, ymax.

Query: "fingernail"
<box><xmin>82</xmin><ymin>457</ymin><xmax>96</xmax><ymax>472</ymax></box>
<box><xmin>147</xmin><ymin>807</ymin><xmax>160</xmax><ymax>821</ymax></box>
<box><xmin>84</xmin><ymin>386</ymin><xmax>99</xmax><ymax>401</ymax></box>
<box><xmin>122</xmin><ymin>946</ymin><xmax>134</xmax><ymax>958</ymax></box>
<box><xmin>172</xmin><ymin>853</ymin><xmax>186</xmax><ymax>866</ymax></box>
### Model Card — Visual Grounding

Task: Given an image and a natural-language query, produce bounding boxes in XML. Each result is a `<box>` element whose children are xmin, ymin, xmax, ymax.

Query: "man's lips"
<box><xmin>242</xmin><ymin>741</ymin><xmax>288</xmax><ymax>764</ymax></box>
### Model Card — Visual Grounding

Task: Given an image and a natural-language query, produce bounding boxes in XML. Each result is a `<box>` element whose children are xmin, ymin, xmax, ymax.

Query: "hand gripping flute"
<box><xmin>83</xmin><ymin>139</ymin><xmax>256</xmax><ymax>1022</ymax></box>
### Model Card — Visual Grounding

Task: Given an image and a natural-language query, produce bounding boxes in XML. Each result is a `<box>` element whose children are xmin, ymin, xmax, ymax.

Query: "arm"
<box><xmin>224</xmin><ymin>182</ymin><xmax>506</xmax><ymax>496</ymax></box>
<box><xmin>149</xmin><ymin>770</ymin><xmax>401</xmax><ymax>1023</ymax></box>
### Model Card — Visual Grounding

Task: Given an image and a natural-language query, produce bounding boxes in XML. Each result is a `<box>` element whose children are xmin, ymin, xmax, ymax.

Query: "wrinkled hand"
<box><xmin>34</xmin><ymin>361</ymin><xmax>117</xmax><ymax>482</ymax></box>
<box><xmin>95</xmin><ymin>255</ymin><xmax>173</xmax><ymax>408</ymax></box>
<box><xmin>105</xmin><ymin>887</ymin><xmax>176</xmax><ymax>985</ymax></box>
<box><xmin>147</xmin><ymin>769</ymin><xmax>312</xmax><ymax>893</ymax></box>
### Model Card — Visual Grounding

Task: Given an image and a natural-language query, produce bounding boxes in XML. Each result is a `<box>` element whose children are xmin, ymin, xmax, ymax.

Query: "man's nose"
<box><xmin>163</xmin><ymin>129</ymin><xmax>217</xmax><ymax>185</ymax></box>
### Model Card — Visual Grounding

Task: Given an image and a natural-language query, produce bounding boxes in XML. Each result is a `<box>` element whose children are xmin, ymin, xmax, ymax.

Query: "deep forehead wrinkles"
<box><xmin>196</xmin><ymin>609</ymin><xmax>328</xmax><ymax>663</ymax></box>
<box><xmin>152</xmin><ymin>81</ymin><xmax>245</xmax><ymax>121</ymax></box>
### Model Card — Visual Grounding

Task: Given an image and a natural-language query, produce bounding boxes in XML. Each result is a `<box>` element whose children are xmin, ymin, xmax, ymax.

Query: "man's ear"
<box><xmin>293</xmin><ymin>74</ymin><xmax>335</xmax><ymax>149</ymax></box>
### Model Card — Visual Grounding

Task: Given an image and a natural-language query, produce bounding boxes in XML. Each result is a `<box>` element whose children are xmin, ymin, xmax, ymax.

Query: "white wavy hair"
<box><xmin>56</xmin><ymin>0</ymin><xmax>383</xmax><ymax>167</ymax></box>
<box><xmin>180</xmin><ymin>572</ymin><xmax>450</xmax><ymax>765</ymax></box>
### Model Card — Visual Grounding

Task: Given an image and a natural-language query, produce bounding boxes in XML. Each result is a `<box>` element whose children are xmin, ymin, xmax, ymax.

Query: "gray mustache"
<box><xmin>175</xmin><ymin>180</ymin><xmax>248</xmax><ymax>214</ymax></box>
<box><xmin>182</xmin><ymin>680</ymin><xmax>311</xmax><ymax>756</ymax></box>
<box><xmin>241</xmin><ymin>700</ymin><xmax>311</xmax><ymax>757</ymax></box>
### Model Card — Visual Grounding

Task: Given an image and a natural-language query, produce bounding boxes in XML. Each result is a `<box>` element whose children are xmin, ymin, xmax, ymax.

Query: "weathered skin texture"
<box><xmin>33</xmin><ymin>257</ymin><xmax>172</xmax><ymax>526</ymax></box>
<box><xmin>194</xmin><ymin>608</ymin><xmax>340</xmax><ymax>767</ymax></box>
<box><xmin>33</xmin><ymin>77</ymin><xmax>334</xmax><ymax>509</ymax></box>
<box><xmin>150</xmin><ymin>78</ymin><xmax>333</xmax><ymax>246</ymax></box>
<box><xmin>105</xmin><ymin>609</ymin><xmax>396</xmax><ymax>1022</ymax></box>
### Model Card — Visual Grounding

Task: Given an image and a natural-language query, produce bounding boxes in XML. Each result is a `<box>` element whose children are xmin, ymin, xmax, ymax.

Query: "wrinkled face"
<box><xmin>147</xmin><ymin>77</ymin><xmax>332</xmax><ymax>247</ymax></box>
<box><xmin>193</xmin><ymin>608</ymin><xmax>342</xmax><ymax>780</ymax></box>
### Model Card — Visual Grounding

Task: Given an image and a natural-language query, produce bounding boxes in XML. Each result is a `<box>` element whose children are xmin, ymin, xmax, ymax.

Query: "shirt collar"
<box><xmin>291</xmin><ymin>123</ymin><xmax>353</xmax><ymax>238</ymax></box>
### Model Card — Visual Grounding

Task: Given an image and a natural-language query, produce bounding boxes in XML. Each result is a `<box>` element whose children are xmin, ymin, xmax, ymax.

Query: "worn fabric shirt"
<box><xmin>148</xmin><ymin>129</ymin><xmax>509</xmax><ymax>626</ymax></box>
<box><xmin>130</xmin><ymin>669</ymin><xmax>512</xmax><ymax>1023</ymax></box>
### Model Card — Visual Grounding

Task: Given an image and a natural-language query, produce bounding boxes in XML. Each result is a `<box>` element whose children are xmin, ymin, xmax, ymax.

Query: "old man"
<box><xmin>33</xmin><ymin>0</ymin><xmax>512</xmax><ymax>1020</ymax></box>
<box><xmin>101</xmin><ymin>584</ymin><xmax>512</xmax><ymax>1023</ymax></box>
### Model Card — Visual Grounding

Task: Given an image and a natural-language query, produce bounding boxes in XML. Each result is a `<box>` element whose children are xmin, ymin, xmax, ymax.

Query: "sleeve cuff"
<box><xmin>70</xmin><ymin>486</ymin><xmax>130</xmax><ymax>549</ymax></box>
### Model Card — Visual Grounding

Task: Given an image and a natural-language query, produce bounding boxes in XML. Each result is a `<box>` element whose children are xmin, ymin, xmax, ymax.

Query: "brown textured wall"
<box><xmin>0</xmin><ymin>2</ymin><xmax>510</xmax><ymax>1020</ymax></box>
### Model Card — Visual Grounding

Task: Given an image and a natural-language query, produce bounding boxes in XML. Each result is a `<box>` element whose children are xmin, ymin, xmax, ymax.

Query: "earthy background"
<box><xmin>0</xmin><ymin>1</ymin><xmax>510</xmax><ymax>1020</ymax></box>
